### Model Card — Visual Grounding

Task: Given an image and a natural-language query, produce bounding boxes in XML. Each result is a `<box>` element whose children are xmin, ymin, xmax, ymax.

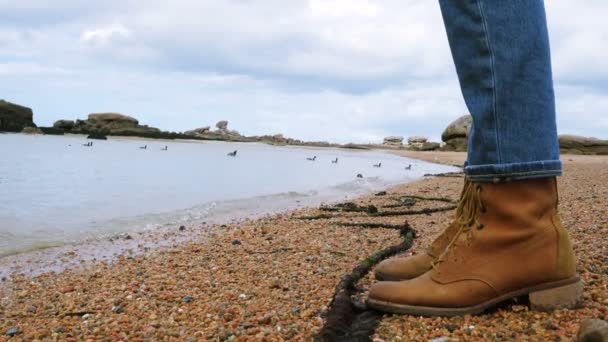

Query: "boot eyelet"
<box><xmin>476</xmin><ymin>223</ymin><xmax>485</xmax><ymax>230</ymax></box>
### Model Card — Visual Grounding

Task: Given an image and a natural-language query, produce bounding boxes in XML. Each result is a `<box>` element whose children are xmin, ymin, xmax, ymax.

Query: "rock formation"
<box><xmin>441</xmin><ymin>115</ymin><xmax>472</xmax><ymax>151</ymax></box>
<box><xmin>54</xmin><ymin>113</ymin><xmax>161</xmax><ymax>137</ymax></box>
<box><xmin>216</xmin><ymin>120</ymin><xmax>229</xmax><ymax>131</ymax></box>
<box><xmin>383</xmin><ymin>136</ymin><xmax>404</xmax><ymax>147</ymax></box>
<box><xmin>53</xmin><ymin>120</ymin><xmax>75</xmax><ymax>130</ymax></box>
<box><xmin>0</xmin><ymin>100</ymin><xmax>35</xmax><ymax>132</ymax></box>
<box><xmin>560</xmin><ymin>135</ymin><xmax>608</xmax><ymax>155</ymax></box>
<box><xmin>21</xmin><ymin>126</ymin><xmax>43</xmax><ymax>134</ymax></box>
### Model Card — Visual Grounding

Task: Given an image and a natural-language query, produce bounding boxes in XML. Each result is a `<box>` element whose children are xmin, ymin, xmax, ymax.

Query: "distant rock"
<box><xmin>441</xmin><ymin>115</ymin><xmax>472</xmax><ymax>151</ymax></box>
<box><xmin>53</xmin><ymin>120</ymin><xmax>75</xmax><ymax>130</ymax></box>
<box><xmin>383</xmin><ymin>136</ymin><xmax>404</xmax><ymax>147</ymax></box>
<box><xmin>559</xmin><ymin>135</ymin><xmax>608</xmax><ymax>155</ymax></box>
<box><xmin>55</xmin><ymin>112</ymin><xmax>162</xmax><ymax>137</ymax></box>
<box><xmin>184</xmin><ymin>126</ymin><xmax>211</xmax><ymax>137</ymax></box>
<box><xmin>0</xmin><ymin>100</ymin><xmax>35</xmax><ymax>132</ymax></box>
<box><xmin>87</xmin><ymin>133</ymin><xmax>108</xmax><ymax>140</ymax></box>
<box><xmin>38</xmin><ymin>127</ymin><xmax>65</xmax><ymax>135</ymax></box>
<box><xmin>21</xmin><ymin>126</ymin><xmax>43</xmax><ymax>134</ymax></box>
<box><xmin>407</xmin><ymin>136</ymin><xmax>428</xmax><ymax>145</ymax></box>
<box><xmin>417</xmin><ymin>142</ymin><xmax>441</xmax><ymax>151</ymax></box>
<box><xmin>216</xmin><ymin>120</ymin><xmax>229</xmax><ymax>131</ymax></box>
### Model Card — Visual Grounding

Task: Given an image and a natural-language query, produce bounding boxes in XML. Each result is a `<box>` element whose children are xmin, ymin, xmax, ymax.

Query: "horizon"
<box><xmin>1</xmin><ymin>1</ymin><xmax>607</xmax><ymax>143</ymax></box>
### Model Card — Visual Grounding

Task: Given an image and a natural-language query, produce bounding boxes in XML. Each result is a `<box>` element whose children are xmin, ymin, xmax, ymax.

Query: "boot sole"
<box><xmin>367</xmin><ymin>276</ymin><xmax>582</xmax><ymax>317</ymax></box>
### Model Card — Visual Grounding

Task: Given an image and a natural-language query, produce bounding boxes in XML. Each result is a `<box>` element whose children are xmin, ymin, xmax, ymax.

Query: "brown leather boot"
<box><xmin>368</xmin><ymin>177</ymin><xmax>581</xmax><ymax>316</ymax></box>
<box><xmin>374</xmin><ymin>180</ymin><xmax>471</xmax><ymax>281</ymax></box>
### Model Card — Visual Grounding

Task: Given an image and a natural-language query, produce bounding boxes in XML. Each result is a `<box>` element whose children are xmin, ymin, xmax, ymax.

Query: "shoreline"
<box><xmin>0</xmin><ymin>152</ymin><xmax>606</xmax><ymax>340</ymax></box>
<box><xmin>0</xmin><ymin>153</ymin><xmax>456</xmax><ymax>281</ymax></box>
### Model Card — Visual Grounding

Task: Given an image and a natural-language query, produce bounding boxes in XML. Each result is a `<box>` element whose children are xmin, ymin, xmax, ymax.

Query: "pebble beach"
<box><xmin>0</xmin><ymin>152</ymin><xmax>606</xmax><ymax>341</ymax></box>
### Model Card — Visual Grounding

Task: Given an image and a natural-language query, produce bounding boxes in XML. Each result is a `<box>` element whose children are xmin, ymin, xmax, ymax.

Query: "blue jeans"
<box><xmin>439</xmin><ymin>0</ymin><xmax>562</xmax><ymax>182</ymax></box>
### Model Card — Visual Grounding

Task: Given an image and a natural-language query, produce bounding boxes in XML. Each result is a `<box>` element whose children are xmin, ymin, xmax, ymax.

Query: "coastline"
<box><xmin>0</xmin><ymin>152</ymin><xmax>606</xmax><ymax>340</ymax></box>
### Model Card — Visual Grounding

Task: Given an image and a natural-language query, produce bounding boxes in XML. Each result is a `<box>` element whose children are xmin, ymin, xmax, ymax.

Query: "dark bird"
<box><xmin>356</xmin><ymin>174</ymin><xmax>364</xmax><ymax>178</ymax></box>
<box><xmin>307</xmin><ymin>156</ymin><xmax>317</xmax><ymax>161</ymax></box>
<box><xmin>227</xmin><ymin>150</ymin><xmax>238</xmax><ymax>157</ymax></box>
<box><xmin>373</xmin><ymin>162</ymin><xmax>382</xmax><ymax>168</ymax></box>
<box><xmin>405</xmin><ymin>164</ymin><xmax>412</xmax><ymax>170</ymax></box>
<box><xmin>140</xmin><ymin>145</ymin><xmax>147</xmax><ymax>150</ymax></box>
<box><xmin>332</xmin><ymin>158</ymin><xmax>339</xmax><ymax>164</ymax></box>
<box><xmin>161</xmin><ymin>146</ymin><xmax>168</xmax><ymax>151</ymax></box>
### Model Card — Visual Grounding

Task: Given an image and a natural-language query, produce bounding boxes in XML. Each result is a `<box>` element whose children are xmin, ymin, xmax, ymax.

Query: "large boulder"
<box><xmin>53</xmin><ymin>120</ymin><xmax>75</xmax><ymax>130</ymax></box>
<box><xmin>441</xmin><ymin>115</ymin><xmax>472</xmax><ymax>151</ymax></box>
<box><xmin>0</xmin><ymin>100</ymin><xmax>35</xmax><ymax>132</ymax></box>
<box><xmin>559</xmin><ymin>135</ymin><xmax>608</xmax><ymax>155</ymax></box>
<box><xmin>383</xmin><ymin>136</ymin><xmax>404</xmax><ymax>147</ymax></box>
<box><xmin>21</xmin><ymin>126</ymin><xmax>43</xmax><ymax>134</ymax></box>
<box><xmin>184</xmin><ymin>126</ymin><xmax>211</xmax><ymax>137</ymax></box>
<box><xmin>216</xmin><ymin>120</ymin><xmax>229</xmax><ymax>131</ymax></box>
<box><xmin>53</xmin><ymin>120</ymin><xmax>74</xmax><ymax>131</ymax></box>
<box><xmin>87</xmin><ymin>113</ymin><xmax>139</xmax><ymax>129</ymax></box>
<box><xmin>55</xmin><ymin>113</ymin><xmax>163</xmax><ymax>138</ymax></box>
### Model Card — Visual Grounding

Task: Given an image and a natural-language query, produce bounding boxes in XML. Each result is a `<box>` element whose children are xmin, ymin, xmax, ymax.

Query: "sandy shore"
<box><xmin>0</xmin><ymin>152</ymin><xmax>606</xmax><ymax>341</ymax></box>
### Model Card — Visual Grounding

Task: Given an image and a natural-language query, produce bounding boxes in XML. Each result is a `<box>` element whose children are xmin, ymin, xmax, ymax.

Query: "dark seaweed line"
<box><xmin>370</xmin><ymin>204</ymin><xmax>457</xmax><ymax>217</ymax></box>
<box><xmin>297</xmin><ymin>204</ymin><xmax>456</xmax><ymax>221</ymax></box>
<box><xmin>315</xmin><ymin>225</ymin><xmax>415</xmax><ymax>342</ymax></box>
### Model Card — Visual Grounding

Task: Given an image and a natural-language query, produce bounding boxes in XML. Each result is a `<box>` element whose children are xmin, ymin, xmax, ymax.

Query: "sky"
<box><xmin>0</xmin><ymin>1</ymin><xmax>606</xmax><ymax>143</ymax></box>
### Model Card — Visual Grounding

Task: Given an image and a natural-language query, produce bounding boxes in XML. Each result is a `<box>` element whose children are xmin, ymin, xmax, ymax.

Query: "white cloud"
<box><xmin>81</xmin><ymin>23</ymin><xmax>131</xmax><ymax>44</ymax></box>
<box><xmin>0</xmin><ymin>0</ymin><xmax>606</xmax><ymax>142</ymax></box>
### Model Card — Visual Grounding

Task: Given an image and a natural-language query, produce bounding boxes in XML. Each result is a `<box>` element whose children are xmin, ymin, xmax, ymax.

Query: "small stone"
<box><xmin>443</xmin><ymin>323</ymin><xmax>458</xmax><ymax>333</ymax></box>
<box><xmin>179</xmin><ymin>225</ymin><xmax>186</xmax><ymax>231</ymax></box>
<box><xmin>54</xmin><ymin>327</ymin><xmax>66</xmax><ymax>333</ymax></box>
<box><xmin>5</xmin><ymin>327</ymin><xmax>18</xmax><ymax>337</ymax></box>
<box><xmin>112</xmin><ymin>305</ymin><xmax>124</xmax><ymax>314</ymax></box>
<box><xmin>232</xmin><ymin>240</ymin><xmax>242</xmax><ymax>245</ymax></box>
<box><xmin>291</xmin><ymin>307</ymin><xmax>300</xmax><ymax>314</ymax></box>
<box><xmin>543</xmin><ymin>321</ymin><xmax>559</xmax><ymax>331</ymax></box>
<box><xmin>577</xmin><ymin>319</ymin><xmax>608</xmax><ymax>342</ymax></box>
<box><xmin>238</xmin><ymin>293</ymin><xmax>248</xmax><ymax>300</ymax></box>
<box><xmin>182</xmin><ymin>295</ymin><xmax>193</xmax><ymax>303</ymax></box>
<box><xmin>375</xmin><ymin>191</ymin><xmax>387</xmax><ymax>196</ymax></box>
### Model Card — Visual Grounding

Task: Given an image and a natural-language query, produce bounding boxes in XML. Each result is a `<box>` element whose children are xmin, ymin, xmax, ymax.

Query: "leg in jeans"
<box><xmin>368</xmin><ymin>0</ymin><xmax>581</xmax><ymax>316</ymax></box>
<box><xmin>441</xmin><ymin>0</ymin><xmax>562</xmax><ymax>182</ymax></box>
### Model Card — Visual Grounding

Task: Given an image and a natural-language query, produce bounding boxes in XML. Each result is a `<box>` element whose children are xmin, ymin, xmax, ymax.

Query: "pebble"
<box><xmin>5</xmin><ymin>327</ymin><xmax>18</xmax><ymax>337</ymax></box>
<box><xmin>182</xmin><ymin>295</ymin><xmax>193</xmax><ymax>303</ymax></box>
<box><xmin>577</xmin><ymin>319</ymin><xmax>608</xmax><ymax>342</ymax></box>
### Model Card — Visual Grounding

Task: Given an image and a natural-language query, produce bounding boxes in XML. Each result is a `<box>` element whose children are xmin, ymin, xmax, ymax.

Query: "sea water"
<box><xmin>0</xmin><ymin>133</ymin><xmax>459</xmax><ymax>256</ymax></box>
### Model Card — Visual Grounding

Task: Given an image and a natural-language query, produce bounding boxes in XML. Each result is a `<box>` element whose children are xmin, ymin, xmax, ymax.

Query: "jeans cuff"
<box><xmin>464</xmin><ymin>160</ymin><xmax>562</xmax><ymax>182</ymax></box>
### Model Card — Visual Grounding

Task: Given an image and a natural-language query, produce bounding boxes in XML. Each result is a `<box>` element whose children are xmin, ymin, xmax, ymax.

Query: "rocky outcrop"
<box><xmin>560</xmin><ymin>135</ymin><xmax>608</xmax><ymax>155</ymax></box>
<box><xmin>216</xmin><ymin>120</ymin><xmax>229</xmax><ymax>131</ymax></box>
<box><xmin>383</xmin><ymin>136</ymin><xmax>404</xmax><ymax>147</ymax></box>
<box><xmin>21</xmin><ymin>126</ymin><xmax>43</xmax><ymax>134</ymax></box>
<box><xmin>441</xmin><ymin>115</ymin><xmax>472</xmax><ymax>151</ymax></box>
<box><xmin>184</xmin><ymin>121</ymin><xmax>246</xmax><ymax>141</ymax></box>
<box><xmin>184</xmin><ymin>126</ymin><xmax>211</xmax><ymax>137</ymax></box>
<box><xmin>53</xmin><ymin>120</ymin><xmax>75</xmax><ymax>130</ymax></box>
<box><xmin>0</xmin><ymin>100</ymin><xmax>35</xmax><ymax>132</ymax></box>
<box><xmin>406</xmin><ymin>136</ymin><xmax>440</xmax><ymax>151</ymax></box>
<box><xmin>55</xmin><ymin>113</ymin><xmax>161</xmax><ymax>137</ymax></box>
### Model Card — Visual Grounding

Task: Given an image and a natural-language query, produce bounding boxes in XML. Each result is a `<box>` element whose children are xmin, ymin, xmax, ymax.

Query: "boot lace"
<box><xmin>431</xmin><ymin>179</ymin><xmax>486</xmax><ymax>271</ymax></box>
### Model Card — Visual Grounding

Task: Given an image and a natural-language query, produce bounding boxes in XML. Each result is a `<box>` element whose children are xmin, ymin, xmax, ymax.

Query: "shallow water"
<box><xmin>0</xmin><ymin>133</ymin><xmax>458</xmax><ymax>257</ymax></box>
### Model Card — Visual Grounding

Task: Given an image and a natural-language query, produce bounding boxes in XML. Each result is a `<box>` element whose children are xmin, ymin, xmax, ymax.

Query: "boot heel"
<box><xmin>529</xmin><ymin>280</ymin><xmax>583</xmax><ymax>311</ymax></box>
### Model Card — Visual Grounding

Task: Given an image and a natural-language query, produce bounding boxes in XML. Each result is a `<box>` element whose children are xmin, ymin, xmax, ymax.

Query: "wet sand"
<box><xmin>0</xmin><ymin>152</ymin><xmax>606</xmax><ymax>341</ymax></box>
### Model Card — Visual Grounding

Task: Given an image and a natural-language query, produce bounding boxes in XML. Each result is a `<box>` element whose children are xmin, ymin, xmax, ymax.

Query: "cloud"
<box><xmin>0</xmin><ymin>0</ymin><xmax>606</xmax><ymax>143</ymax></box>
<box><xmin>81</xmin><ymin>23</ymin><xmax>131</xmax><ymax>44</ymax></box>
